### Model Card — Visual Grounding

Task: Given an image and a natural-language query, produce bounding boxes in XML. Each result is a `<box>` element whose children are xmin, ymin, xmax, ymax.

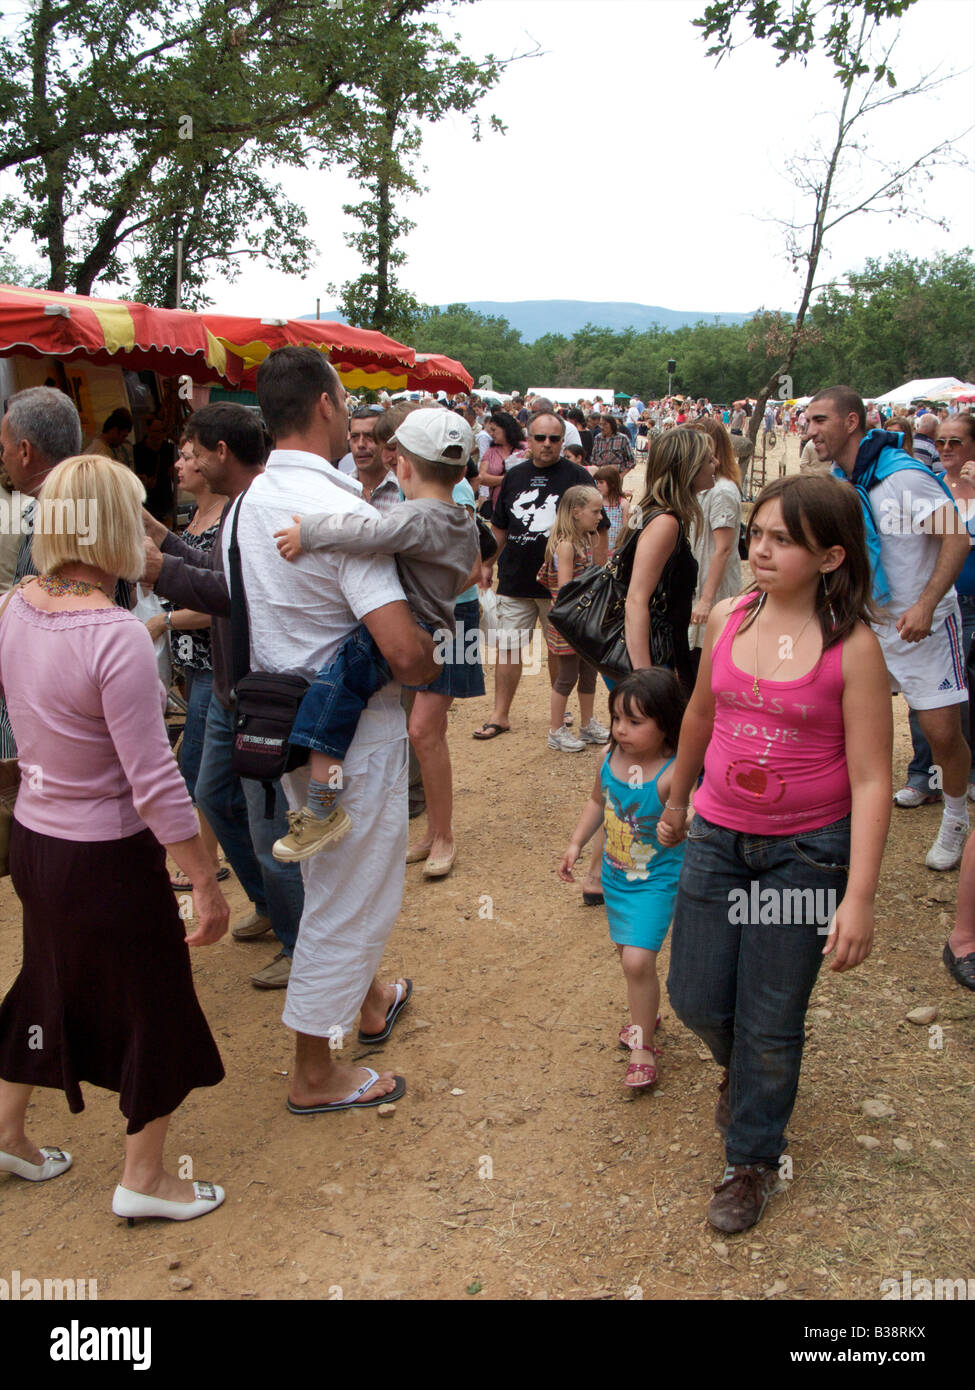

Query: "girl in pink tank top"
<box><xmin>655</xmin><ymin>474</ymin><xmax>893</xmax><ymax>1236</ymax></box>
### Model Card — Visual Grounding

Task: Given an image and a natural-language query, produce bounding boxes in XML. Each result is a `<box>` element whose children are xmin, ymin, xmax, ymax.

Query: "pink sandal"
<box><xmin>624</xmin><ymin>1051</ymin><xmax>661</xmax><ymax>1088</ymax></box>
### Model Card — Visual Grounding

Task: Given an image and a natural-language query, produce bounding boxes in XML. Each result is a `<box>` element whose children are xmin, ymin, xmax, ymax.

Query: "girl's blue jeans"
<box><xmin>667</xmin><ymin>811</ymin><xmax>850</xmax><ymax>1168</ymax></box>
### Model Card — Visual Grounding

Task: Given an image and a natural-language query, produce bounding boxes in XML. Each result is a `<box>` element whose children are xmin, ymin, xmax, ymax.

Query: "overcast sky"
<box><xmin>206</xmin><ymin>0</ymin><xmax>975</xmax><ymax>321</ymax></box>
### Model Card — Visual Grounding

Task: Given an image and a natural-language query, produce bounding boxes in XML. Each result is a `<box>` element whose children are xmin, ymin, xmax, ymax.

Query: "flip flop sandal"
<box><xmin>170</xmin><ymin>866</ymin><xmax>230</xmax><ymax>891</ymax></box>
<box><xmin>582</xmin><ymin>890</ymin><xmax>604</xmax><ymax>906</ymax></box>
<box><xmin>472</xmin><ymin>723</ymin><xmax>510</xmax><ymax>740</ymax></box>
<box><xmin>356</xmin><ymin>979</ymin><xmax>413</xmax><ymax>1045</ymax></box>
<box><xmin>618</xmin><ymin>1016</ymin><xmax>663</xmax><ymax>1050</ymax></box>
<box><xmin>287</xmin><ymin>1069</ymin><xmax>406</xmax><ymax>1114</ymax></box>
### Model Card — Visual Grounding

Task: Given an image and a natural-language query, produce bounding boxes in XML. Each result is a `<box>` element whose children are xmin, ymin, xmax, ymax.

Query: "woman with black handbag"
<box><xmin>623</xmin><ymin>428</ymin><xmax>715</xmax><ymax>690</ymax></box>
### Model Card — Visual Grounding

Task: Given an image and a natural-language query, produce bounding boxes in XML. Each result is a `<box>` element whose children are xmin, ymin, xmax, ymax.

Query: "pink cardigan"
<box><xmin>0</xmin><ymin>591</ymin><xmax>199</xmax><ymax>844</ymax></box>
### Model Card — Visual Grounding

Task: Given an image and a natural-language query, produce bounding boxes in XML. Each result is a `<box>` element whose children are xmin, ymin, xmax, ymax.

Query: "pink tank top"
<box><xmin>693</xmin><ymin>598</ymin><xmax>851</xmax><ymax>835</ymax></box>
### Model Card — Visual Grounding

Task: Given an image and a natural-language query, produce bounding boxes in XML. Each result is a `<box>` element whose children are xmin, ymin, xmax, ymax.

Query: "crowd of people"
<box><xmin>0</xmin><ymin>362</ymin><xmax>973</xmax><ymax>1245</ymax></box>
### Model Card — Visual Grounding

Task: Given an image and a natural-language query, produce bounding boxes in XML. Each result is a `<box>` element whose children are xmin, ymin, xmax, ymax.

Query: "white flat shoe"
<box><xmin>112</xmin><ymin>1180</ymin><xmax>225</xmax><ymax>1225</ymax></box>
<box><xmin>422</xmin><ymin>847</ymin><xmax>456</xmax><ymax>878</ymax></box>
<box><xmin>0</xmin><ymin>1145</ymin><xmax>72</xmax><ymax>1182</ymax></box>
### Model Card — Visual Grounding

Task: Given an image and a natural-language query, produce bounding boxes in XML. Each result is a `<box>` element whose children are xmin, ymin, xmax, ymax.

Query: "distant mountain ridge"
<box><xmin>302</xmin><ymin>299</ymin><xmax>760</xmax><ymax>341</ymax></box>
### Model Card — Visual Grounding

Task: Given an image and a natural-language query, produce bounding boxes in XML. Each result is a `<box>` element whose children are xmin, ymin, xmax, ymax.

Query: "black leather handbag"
<box><xmin>547</xmin><ymin>510</ymin><xmax>681</xmax><ymax>680</ymax></box>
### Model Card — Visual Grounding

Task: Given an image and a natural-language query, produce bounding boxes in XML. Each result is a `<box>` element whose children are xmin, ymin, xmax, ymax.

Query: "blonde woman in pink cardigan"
<box><xmin>0</xmin><ymin>456</ymin><xmax>228</xmax><ymax>1225</ymax></box>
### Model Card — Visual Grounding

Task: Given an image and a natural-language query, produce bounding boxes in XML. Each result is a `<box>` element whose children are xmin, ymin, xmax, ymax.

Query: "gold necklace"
<box><xmin>752</xmin><ymin>599</ymin><xmax>816</xmax><ymax>696</ymax></box>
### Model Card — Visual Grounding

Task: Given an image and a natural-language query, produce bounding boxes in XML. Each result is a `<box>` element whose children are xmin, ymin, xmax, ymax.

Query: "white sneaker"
<box><xmin>968</xmin><ymin>783</ymin><xmax>975</xmax><ymax>803</ymax></box>
<box><xmin>548</xmin><ymin>726</ymin><xmax>587</xmax><ymax>752</ymax></box>
<box><xmin>925</xmin><ymin>817</ymin><xmax>969</xmax><ymax>871</ymax></box>
<box><xmin>579</xmin><ymin>718</ymin><xmax>610</xmax><ymax>744</ymax></box>
<box><xmin>894</xmin><ymin>786</ymin><xmax>938</xmax><ymax>808</ymax></box>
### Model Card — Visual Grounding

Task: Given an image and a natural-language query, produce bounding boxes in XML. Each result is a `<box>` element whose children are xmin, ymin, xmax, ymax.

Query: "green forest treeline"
<box><xmin>411</xmin><ymin>252</ymin><xmax>975</xmax><ymax>401</ymax></box>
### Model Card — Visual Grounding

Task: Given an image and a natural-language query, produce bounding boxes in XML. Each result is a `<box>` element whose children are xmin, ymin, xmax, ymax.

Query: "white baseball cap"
<box><xmin>392</xmin><ymin>408</ymin><xmax>473</xmax><ymax>466</ymax></box>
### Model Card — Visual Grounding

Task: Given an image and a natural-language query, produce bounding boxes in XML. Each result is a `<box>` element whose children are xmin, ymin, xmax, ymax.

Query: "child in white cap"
<box><xmin>270</xmin><ymin>409</ymin><xmax>479</xmax><ymax>861</ymax></box>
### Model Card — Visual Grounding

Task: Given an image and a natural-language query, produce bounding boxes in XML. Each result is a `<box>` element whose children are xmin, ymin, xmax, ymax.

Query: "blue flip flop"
<box><xmin>286</xmin><ymin>1069</ymin><xmax>406</xmax><ymax>1115</ymax></box>
<box><xmin>357</xmin><ymin>978</ymin><xmax>413</xmax><ymax>1046</ymax></box>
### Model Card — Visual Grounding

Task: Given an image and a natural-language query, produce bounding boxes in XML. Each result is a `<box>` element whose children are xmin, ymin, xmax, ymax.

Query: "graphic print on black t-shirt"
<box><xmin>493</xmin><ymin>457</ymin><xmax>607</xmax><ymax>599</ymax></box>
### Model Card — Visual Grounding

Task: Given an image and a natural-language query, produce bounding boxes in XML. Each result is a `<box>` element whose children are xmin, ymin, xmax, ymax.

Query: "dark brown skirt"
<box><xmin>0</xmin><ymin>822</ymin><xmax>224</xmax><ymax>1134</ymax></box>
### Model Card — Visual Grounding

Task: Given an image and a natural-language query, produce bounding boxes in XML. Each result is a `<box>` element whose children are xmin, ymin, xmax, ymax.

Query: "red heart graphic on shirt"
<box><xmin>735</xmin><ymin>767</ymin><xmax>767</xmax><ymax>796</ymax></box>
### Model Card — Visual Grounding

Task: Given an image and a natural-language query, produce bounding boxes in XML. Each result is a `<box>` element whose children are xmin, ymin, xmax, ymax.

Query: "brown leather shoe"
<box><xmin>250</xmin><ymin>951</ymin><xmax>292</xmax><ymax>989</ymax></box>
<box><xmin>707</xmin><ymin>1163</ymin><xmax>781</xmax><ymax>1233</ymax></box>
<box><xmin>232</xmin><ymin>910</ymin><xmax>272</xmax><ymax>942</ymax></box>
<box><xmin>715</xmin><ymin>1071</ymin><xmax>730</xmax><ymax>1136</ymax></box>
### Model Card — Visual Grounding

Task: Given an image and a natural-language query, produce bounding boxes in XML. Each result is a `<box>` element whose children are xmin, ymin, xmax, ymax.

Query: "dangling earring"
<box><xmin>822</xmin><ymin>570</ymin><xmax>837</xmax><ymax>628</ymax></box>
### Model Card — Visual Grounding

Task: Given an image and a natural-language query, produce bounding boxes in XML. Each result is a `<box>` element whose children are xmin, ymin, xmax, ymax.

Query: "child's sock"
<box><xmin>307</xmin><ymin>779</ymin><xmax>340</xmax><ymax>820</ymax></box>
<box><xmin>943</xmin><ymin>793</ymin><xmax>969</xmax><ymax>823</ymax></box>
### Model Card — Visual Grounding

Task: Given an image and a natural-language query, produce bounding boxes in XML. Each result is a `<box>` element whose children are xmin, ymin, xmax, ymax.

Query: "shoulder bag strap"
<box><xmin>227</xmin><ymin>494</ymin><xmax>251</xmax><ymax>690</ymax></box>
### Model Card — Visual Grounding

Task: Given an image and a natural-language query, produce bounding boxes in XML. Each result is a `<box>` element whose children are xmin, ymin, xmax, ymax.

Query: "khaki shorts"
<box><xmin>495</xmin><ymin>594</ymin><xmax>551</xmax><ymax>648</ymax></box>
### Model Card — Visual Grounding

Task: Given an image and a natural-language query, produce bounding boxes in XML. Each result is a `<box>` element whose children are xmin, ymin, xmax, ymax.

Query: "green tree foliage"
<box><xmin>413</xmin><ymin>250</ymin><xmax>973</xmax><ymax>400</ymax></box>
<box><xmin>805</xmin><ymin>251</ymin><xmax>975</xmax><ymax>392</ymax></box>
<box><xmin>0</xmin><ymin>0</ymin><xmax>505</xmax><ymax>307</ymax></box>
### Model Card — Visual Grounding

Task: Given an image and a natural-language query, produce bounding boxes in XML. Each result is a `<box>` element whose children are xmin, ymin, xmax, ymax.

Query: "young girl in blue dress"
<box><xmin>559</xmin><ymin>668</ymin><xmax>689</xmax><ymax>1088</ymax></box>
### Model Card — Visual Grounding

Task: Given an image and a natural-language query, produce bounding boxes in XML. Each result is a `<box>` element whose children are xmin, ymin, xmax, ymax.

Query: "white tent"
<box><xmin>873</xmin><ymin>377</ymin><xmax>964</xmax><ymax>406</ymax></box>
<box><xmin>527</xmin><ymin>386</ymin><xmax>615</xmax><ymax>405</ymax></box>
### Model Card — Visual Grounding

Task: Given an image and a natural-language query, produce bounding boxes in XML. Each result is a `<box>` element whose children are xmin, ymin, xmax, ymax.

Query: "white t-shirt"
<box><xmin>870</xmin><ymin>468</ymin><xmax>958</xmax><ymax>627</ymax></box>
<box><xmin>562</xmin><ymin>420</ymin><xmax>582</xmax><ymax>451</ymax></box>
<box><xmin>227</xmin><ymin>448</ymin><xmax>407</xmax><ymax>754</ymax></box>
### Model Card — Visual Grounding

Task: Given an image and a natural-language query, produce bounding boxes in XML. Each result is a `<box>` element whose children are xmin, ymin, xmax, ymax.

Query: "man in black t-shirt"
<box><xmin>472</xmin><ymin>411</ymin><xmax>609</xmax><ymax>739</ymax></box>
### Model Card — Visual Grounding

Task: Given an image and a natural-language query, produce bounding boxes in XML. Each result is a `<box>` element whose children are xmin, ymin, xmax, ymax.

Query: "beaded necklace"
<box><xmin>36</xmin><ymin>573</ymin><xmax>111</xmax><ymax>599</ymax></box>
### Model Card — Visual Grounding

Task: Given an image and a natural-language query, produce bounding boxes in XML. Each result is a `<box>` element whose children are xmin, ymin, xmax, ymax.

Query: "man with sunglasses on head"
<box><xmin>472</xmin><ymin>409</ymin><xmax>609</xmax><ymax>742</ymax></box>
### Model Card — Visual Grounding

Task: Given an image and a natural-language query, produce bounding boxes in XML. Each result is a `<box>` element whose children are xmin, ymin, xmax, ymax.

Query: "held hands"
<box><xmin>821</xmin><ymin>898</ymin><xmax>873</xmax><ymax>973</ymax></box>
<box><xmin>273</xmin><ymin>516</ymin><xmax>304</xmax><ymax>561</ymax></box>
<box><xmin>478</xmin><ymin>563</ymin><xmax>494</xmax><ymax>591</ymax></box>
<box><xmin>558</xmin><ymin>844</ymin><xmax>582</xmax><ymax>883</ymax></box>
<box><xmin>895</xmin><ymin>600</ymin><xmax>935</xmax><ymax>644</ymax></box>
<box><xmin>185</xmin><ymin>876</ymin><xmax>230</xmax><ymax>947</ymax></box>
<box><xmin>656</xmin><ymin>805</ymin><xmax>689</xmax><ymax>847</ymax></box>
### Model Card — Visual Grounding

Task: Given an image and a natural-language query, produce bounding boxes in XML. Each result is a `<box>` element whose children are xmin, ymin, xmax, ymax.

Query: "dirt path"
<box><xmin>2</xmin><ymin>431</ymin><xmax>973</xmax><ymax>1301</ymax></box>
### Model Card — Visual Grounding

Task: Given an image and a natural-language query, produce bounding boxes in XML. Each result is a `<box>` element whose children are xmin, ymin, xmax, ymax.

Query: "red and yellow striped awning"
<box><xmin>0</xmin><ymin>283</ymin><xmax>234</xmax><ymax>384</ymax></box>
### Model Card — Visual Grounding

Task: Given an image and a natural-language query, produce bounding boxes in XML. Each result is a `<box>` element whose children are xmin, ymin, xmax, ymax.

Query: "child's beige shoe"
<box><xmin>272</xmin><ymin>805</ymin><xmax>352</xmax><ymax>862</ymax></box>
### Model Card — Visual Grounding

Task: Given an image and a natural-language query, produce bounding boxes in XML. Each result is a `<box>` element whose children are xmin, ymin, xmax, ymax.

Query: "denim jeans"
<box><xmin>667</xmin><ymin>812</ymin><xmax>850</xmax><ymax>1167</ymax></box>
<box><xmin>290</xmin><ymin>624</ymin><xmax>392</xmax><ymax>760</ymax></box>
<box><xmin>904</xmin><ymin>594</ymin><xmax>975</xmax><ymax>790</ymax></box>
<box><xmin>195</xmin><ymin>694</ymin><xmax>302</xmax><ymax>955</ymax></box>
<box><xmin>179</xmin><ymin>666</ymin><xmax>213</xmax><ymax>803</ymax></box>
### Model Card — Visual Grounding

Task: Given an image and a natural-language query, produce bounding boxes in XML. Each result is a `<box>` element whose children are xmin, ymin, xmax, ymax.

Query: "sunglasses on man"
<box><xmin>531</xmin><ymin>433</ymin><xmax>563</xmax><ymax>443</ymax></box>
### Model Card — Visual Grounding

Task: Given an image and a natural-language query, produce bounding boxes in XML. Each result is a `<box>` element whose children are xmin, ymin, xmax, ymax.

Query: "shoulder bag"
<box><xmin>547</xmin><ymin>510</ymin><xmax>682</xmax><ymax>680</ymax></box>
<box><xmin>227</xmin><ymin>497</ymin><xmax>309</xmax><ymax>818</ymax></box>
